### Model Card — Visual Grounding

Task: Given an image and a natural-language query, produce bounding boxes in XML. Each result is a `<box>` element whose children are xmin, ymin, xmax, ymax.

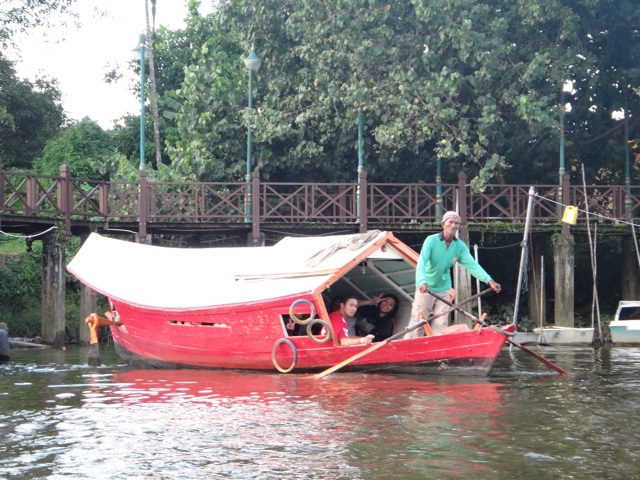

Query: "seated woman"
<box><xmin>355</xmin><ymin>293</ymin><xmax>400</xmax><ymax>342</ymax></box>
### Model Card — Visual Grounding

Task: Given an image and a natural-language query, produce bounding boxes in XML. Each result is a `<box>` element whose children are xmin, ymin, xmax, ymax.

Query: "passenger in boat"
<box><xmin>408</xmin><ymin>211</ymin><xmax>501</xmax><ymax>336</ymax></box>
<box><xmin>329</xmin><ymin>295</ymin><xmax>356</xmax><ymax>336</ymax></box>
<box><xmin>284</xmin><ymin>316</ymin><xmax>306</xmax><ymax>336</ymax></box>
<box><xmin>355</xmin><ymin>293</ymin><xmax>400</xmax><ymax>342</ymax></box>
<box><xmin>328</xmin><ymin>295</ymin><xmax>375</xmax><ymax>346</ymax></box>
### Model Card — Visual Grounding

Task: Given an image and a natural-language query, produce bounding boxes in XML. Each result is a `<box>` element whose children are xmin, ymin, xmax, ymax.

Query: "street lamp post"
<box><xmin>559</xmin><ymin>81</ymin><xmax>573</xmax><ymax>214</ymax></box>
<box><xmin>243</xmin><ymin>47</ymin><xmax>262</xmax><ymax>222</ymax></box>
<box><xmin>133</xmin><ymin>34</ymin><xmax>146</xmax><ymax>171</ymax></box>
<box><xmin>624</xmin><ymin>81</ymin><xmax>631</xmax><ymax>216</ymax></box>
<box><xmin>132</xmin><ymin>34</ymin><xmax>147</xmax><ymax>244</ymax></box>
<box><xmin>436</xmin><ymin>158</ymin><xmax>443</xmax><ymax>218</ymax></box>
<box><xmin>357</xmin><ymin>108</ymin><xmax>363</xmax><ymax>217</ymax></box>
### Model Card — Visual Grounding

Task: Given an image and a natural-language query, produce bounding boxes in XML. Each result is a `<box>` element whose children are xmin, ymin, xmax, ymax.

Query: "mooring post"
<box><xmin>41</xmin><ymin>234</ymin><xmax>66</xmax><ymax>347</ymax></box>
<box><xmin>554</xmin><ymin>173</ymin><xmax>575</xmax><ymax>327</ymax></box>
<box><xmin>78</xmin><ymin>234</ymin><xmax>97</xmax><ymax>347</ymax></box>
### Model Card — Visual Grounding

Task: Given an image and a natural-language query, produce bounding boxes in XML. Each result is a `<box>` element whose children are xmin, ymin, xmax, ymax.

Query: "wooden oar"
<box><xmin>311</xmin><ymin>287</ymin><xmax>493</xmax><ymax>379</ymax></box>
<box><xmin>428</xmin><ymin>291</ymin><xmax>569</xmax><ymax>375</ymax></box>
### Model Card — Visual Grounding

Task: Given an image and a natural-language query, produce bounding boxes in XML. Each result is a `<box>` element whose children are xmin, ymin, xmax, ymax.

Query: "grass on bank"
<box><xmin>0</xmin><ymin>236</ymin><xmax>25</xmax><ymax>254</ymax></box>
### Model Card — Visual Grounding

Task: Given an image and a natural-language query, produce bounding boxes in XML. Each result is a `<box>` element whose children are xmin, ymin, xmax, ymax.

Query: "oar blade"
<box><xmin>312</xmin><ymin>341</ymin><xmax>387</xmax><ymax>379</ymax></box>
<box><xmin>509</xmin><ymin>340</ymin><xmax>570</xmax><ymax>375</ymax></box>
<box><xmin>428</xmin><ymin>290</ymin><xmax>569</xmax><ymax>375</ymax></box>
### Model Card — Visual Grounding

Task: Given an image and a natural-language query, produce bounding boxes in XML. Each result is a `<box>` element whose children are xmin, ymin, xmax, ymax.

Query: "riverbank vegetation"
<box><xmin>0</xmin><ymin>236</ymin><xmax>83</xmax><ymax>341</ymax></box>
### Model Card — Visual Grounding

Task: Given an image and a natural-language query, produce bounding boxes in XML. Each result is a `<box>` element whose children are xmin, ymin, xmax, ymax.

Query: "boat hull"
<box><xmin>513</xmin><ymin>327</ymin><xmax>594</xmax><ymax>346</ymax></box>
<box><xmin>610</xmin><ymin>323</ymin><xmax>640</xmax><ymax>344</ymax></box>
<box><xmin>110</xmin><ymin>306</ymin><xmax>515</xmax><ymax>376</ymax></box>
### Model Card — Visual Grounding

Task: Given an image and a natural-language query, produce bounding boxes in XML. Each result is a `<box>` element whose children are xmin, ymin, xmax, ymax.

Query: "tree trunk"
<box><xmin>145</xmin><ymin>0</ymin><xmax>162</xmax><ymax>168</ymax></box>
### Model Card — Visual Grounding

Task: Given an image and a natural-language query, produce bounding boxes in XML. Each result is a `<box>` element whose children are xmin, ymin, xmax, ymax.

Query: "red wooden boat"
<box><xmin>67</xmin><ymin>231</ymin><xmax>513</xmax><ymax>376</ymax></box>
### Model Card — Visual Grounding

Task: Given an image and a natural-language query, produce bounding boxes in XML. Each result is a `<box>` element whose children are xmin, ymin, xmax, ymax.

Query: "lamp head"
<box><xmin>243</xmin><ymin>49</ymin><xmax>262</xmax><ymax>71</ymax></box>
<box><xmin>132</xmin><ymin>34</ymin><xmax>146</xmax><ymax>55</ymax></box>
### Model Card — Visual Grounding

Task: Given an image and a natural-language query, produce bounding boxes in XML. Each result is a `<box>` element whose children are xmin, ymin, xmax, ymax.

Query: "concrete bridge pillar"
<box><xmin>78</xmin><ymin>284</ymin><xmax>96</xmax><ymax>346</ymax></box>
<box><xmin>553</xmin><ymin>231</ymin><xmax>574</xmax><ymax>327</ymax></box>
<box><xmin>41</xmin><ymin>235</ymin><xmax>66</xmax><ymax>346</ymax></box>
<box><xmin>78</xmin><ymin>233</ymin><xmax>96</xmax><ymax>346</ymax></box>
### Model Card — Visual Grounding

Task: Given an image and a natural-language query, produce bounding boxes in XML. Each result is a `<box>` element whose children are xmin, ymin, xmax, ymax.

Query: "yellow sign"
<box><xmin>562</xmin><ymin>205</ymin><xmax>578</xmax><ymax>225</ymax></box>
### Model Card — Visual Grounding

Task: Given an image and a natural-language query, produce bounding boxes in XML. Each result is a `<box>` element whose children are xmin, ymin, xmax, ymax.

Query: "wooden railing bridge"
<box><xmin>1</xmin><ymin>166</ymin><xmax>639</xmax><ymax>243</ymax></box>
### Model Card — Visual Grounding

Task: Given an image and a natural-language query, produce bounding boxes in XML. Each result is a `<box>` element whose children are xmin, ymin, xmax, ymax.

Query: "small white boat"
<box><xmin>534</xmin><ymin>326</ymin><xmax>593</xmax><ymax>345</ymax></box>
<box><xmin>610</xmin><ymin>301</ymin><xmax>640</xmax><ymax>344</ymax></box>
<box><xmin>513</xmin><ymin>327</ymin><xmax>594</xmax><ymax>346</ymax></box>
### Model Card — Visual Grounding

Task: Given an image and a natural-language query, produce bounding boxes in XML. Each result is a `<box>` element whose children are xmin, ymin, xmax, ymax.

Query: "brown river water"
<box><xmin>0</xmin><ymin>344</ymin><xmax>638</xmax><ymax>479</ymax></box>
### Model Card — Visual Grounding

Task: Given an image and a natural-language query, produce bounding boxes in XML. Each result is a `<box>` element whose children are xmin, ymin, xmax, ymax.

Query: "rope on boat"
<box><xmin>271</xmin><ymin>338</ymin><xmax>298</xmax><ymax>373</ymax></box>
<box><xmin>85</xmin><ymin>313</ymin><xmax>122</xmax><ymax>344</ymax></box>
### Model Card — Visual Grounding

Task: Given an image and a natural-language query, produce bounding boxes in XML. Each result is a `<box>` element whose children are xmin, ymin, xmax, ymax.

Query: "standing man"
<box><xmin>409</xmin><ymin>211</ymin><xmax>501</xmax><ymax>336</ymax></box>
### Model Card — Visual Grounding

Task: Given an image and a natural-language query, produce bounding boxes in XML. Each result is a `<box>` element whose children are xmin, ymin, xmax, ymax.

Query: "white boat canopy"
<box><xmin>67</xmin><ymin>231</ymin><xmax>415</xmax><ymax>311</ymax></box>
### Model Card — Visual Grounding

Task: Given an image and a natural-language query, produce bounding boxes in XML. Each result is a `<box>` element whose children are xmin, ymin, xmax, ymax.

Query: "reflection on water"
<box><xmin>1</xmin><ymin>345</ymin><xmax>640</xmax><ymax>479</ymax></box>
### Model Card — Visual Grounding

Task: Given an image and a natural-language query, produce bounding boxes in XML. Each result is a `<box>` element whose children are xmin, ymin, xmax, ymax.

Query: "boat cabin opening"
<box><xmin>615</xmin><ymin>302</ymin><xmax>640</xmax><ymax>321</ymax></box>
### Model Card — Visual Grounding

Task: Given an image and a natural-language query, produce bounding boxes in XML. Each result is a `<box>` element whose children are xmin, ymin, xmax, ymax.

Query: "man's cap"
<box><xmin>441</xmin><ymin>211</ymin><xmax>461</xmax><ymax>224</ymax></box>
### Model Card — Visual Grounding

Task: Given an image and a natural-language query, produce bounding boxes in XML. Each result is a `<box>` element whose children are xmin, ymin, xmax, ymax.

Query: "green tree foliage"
<box><xmin>166</xmin><ymin>3</ymin><xmax>247</xmax><ymax>182</ymax></box>
<box><xmin>0</xmin><ymin>241</ymin><xmax>42</xmax><ymax>336</ymax></box>
<box><xmin>110</xmin><ymin>1</ymin><xmax>213</xmax><ymax>174</ymax></box>
<box><xmin>0</xmin><ymin>0</ymin><xmax>77</xmax><ymax>46</ymax></box>
<box><xmin>0</xmin><ymin>54</ymin><xmax>66</xmax><ymax>170</ymax></box>
<box><xmin>33</xmin><ymin>118</ymin><xmax>116</xmax><ymax>180</ymax></box>
<box><xmin>154</xmin><ymin>0</ymin><xmax>640</xmax><ymax>188</ymax></box>
<box><xmin>111</xmin><ymin>114</ymin><xmax>156</xmax><ymax>170</ymax></box>
<box><xmin>1</xmin><ymin>0</ymin><xmax>76</xmax><ymax>31</ymax></box>
<box><xmin>0</xmin><ymin>236</ymin><xmax>86</xmax><ymax>340</ymax></box>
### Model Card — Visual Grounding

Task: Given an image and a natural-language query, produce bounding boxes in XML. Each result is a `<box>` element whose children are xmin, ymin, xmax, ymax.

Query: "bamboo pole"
<box><xmin>581</xmin><ymin>164</ymin><xmax>602</xmax><ymax>341</ymax></box>
<box><xmin>513</xmin><ymin>186</ymin><xmax>536</xmax><ymax>326</ymax></box>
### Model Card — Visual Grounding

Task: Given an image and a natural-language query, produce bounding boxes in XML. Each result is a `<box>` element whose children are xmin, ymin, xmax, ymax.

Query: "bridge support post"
<box><xmin>41</xmin><ymin>234</ymin><xmax>66</xmax><ymax>347</ymax></box>
<box><xmin>58</xmin><ymin>165</ymin><xmax>72</xmax><ymax>236</ymax></box>
<box><xmin>553</xmin><ymin>232</ymin><xmax>574</xmax><ymax>327</ymax></box>
<box><xmin>78</xmin><ymin>284</ymin><xmax>96</xmax><ymax>346</ymax></box>
<box><xmin>78</xmin><ymin>233</ymin><xmax>96</xmax><ymax>346</ymax></box>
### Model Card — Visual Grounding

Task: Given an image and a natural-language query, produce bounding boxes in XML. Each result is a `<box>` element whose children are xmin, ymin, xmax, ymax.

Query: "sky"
<box><xmin>9</xmin><ymin>0</ymin><xmax>213</xmax><ymax>129</ymax></box>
